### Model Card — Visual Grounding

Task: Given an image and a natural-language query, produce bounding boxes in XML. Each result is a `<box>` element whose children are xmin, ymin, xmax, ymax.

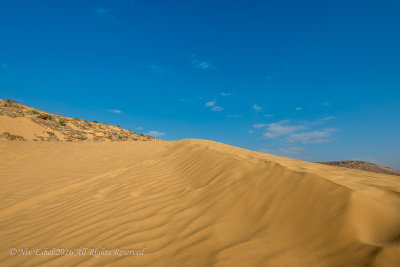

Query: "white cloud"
<box><xmin>137</xmin><ymin>126</ymin><xmax>143</xmax><ymax>130</ymax></box>
<box><xmin>287</xmin><ymin>128</ymin><xmax>337</xmax><ymax>144</ymax></box>
<box><xmin>313</xmin><ymin>116</ymin><xmax>335</xmax><ymax>125</ymax></box>
<box><xmin>303</xmin><ymin>116</ymin><xmax>335</xmax><ymax>126</ymax></box>
<box><xmin>257</xmin><ymin>117</ymin><xmax>338</xmax><ymax>147</ymax></box>
<box><xmin>205</xmin><ymin>101</ymin><xmax>216</xmax><ymax>107</ymax></box>
<box><xmin>262</xmin><ymin>120</ymin><xmax>306</xmax><ymax>138</ymax></box>
<box><xmin>248</xmin><ymin>130</ymin><xmax>255</xmax><ymax>134</ymax></box>
<box><xmin>204</xmin><ymin>100</ymin><xmax>223</xmax><ymax>111</ymax></box>
<box><xmin>146</xmin><ymin>130</ymin><xmax>165</xmax><ymax>137</ymax></box>
<box><xmin>264</xmin><ymin>114</ymin><xmax>274</xmax><ymax>118</ymax></box>
<box><xmin>253</xmin><ymin>123</ymin><xmax>268</xmax><ymax>129</ymax></box>
<box><xmin>211</xmin><ymin>106</ymin><xmax>223</xmax><ymax>112</ymax></box>
<box><xmin>252</xmin><ymin>104</ymin><xmax>262</xmax><ymax>111</ymax></box>
<box><xmin>93</xmin><ymin>7</ymin><xmax>110</xmax><ymax>16</ymax></box>
<box><xmin>193</xmin><ymin>61</ymin><xmax>214</xmax><ymax>70</ymax></box>
<box><xmin>108</xmin><ymin>109</ymin><xmax>122</xmax><ymax>114</ymax></box>
<box><xmin>221</xmin><ymin>92</ymin><xmax>231</xmax><ymax>96</ymax></box>
<box><xmin>295</xmin><ymin>107</ymin><xmax>302</xmax><ymax>111</ymax></box>
<box><xmin>190</xmin><ymin>55</ymin><xmax>215</xmax><ymax>71</ymax></box>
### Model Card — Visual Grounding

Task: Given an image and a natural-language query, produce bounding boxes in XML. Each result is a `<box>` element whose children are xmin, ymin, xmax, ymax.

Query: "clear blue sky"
<box><xmin>1</xmin><ymin>0</ymin><xmax>399</xmax><ymax>169</ymax></box>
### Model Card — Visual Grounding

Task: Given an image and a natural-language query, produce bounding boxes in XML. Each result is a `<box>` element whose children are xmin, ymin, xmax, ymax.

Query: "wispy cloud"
<box><xmin>190</xmin><ymin>55</ymin><xmax>216</xmax><ymax>71</ymax></box>
<box><xmin>254</xmin><ymin>117</ymin><xmax>338</xmax><ymax>145</ymax></box>
<box><xmin>108</xmin><ymin>109</ymin><xmax>122</xmax><ymax>114</ymax></box>
<box><xmin>287</xmin><ymin>128</ymin><xmax>337</xmax><ymax>144</ymax></box>
<box><xmin>211</xmin><ymin>106</ymin><xmax>223</xmax><ymax>111</ymax></box>
<box><xmin>252</xmin><ymin>104</ymin><xmax>262</xmax><ymax>112</ymax></box>
<box><xmin>262</xmin><ymin>120</ymin><xmax>306</xmax><ymax>138</ymax></box>
<box><xmin>221</xmin><ymin>92</ymin><xmax>231</xmax><ymax>97</ymax></box>
<box><xmin>146</xmin><ymin>130</ymin><xmax>165</xmax><ymax>137</ymax></box>
<box><xmin>253</xmin><ymin>123</ymin><xmax>268</xmax><ymax>129</ymax></box>
<box><xmin>204</xmin><ymin>100</ymin><xmax>223</xmax><ymax>111</ymax></box>
<box><xmin>0</xmin><ymin>62</ymin><xmax>8</xmax><ymax>68</ymax></box>
<box><xmin>301</xmin><ymin>116</ymin><xmax>335</xmax><ymax>126</ymax></box>
<box><xmin>205</xmin><ymin>100</ymin><xmax>216</xmax><ymax>107</ymax></box>
<box><xmin>312</xmin><ymin>116</ymin><xmax>335</xmax><ymax>125</ymax></box>
<box><xmin>295</xmin><ymin>107</ymin><xmax>302</xmax><ymax>111</ymax></box>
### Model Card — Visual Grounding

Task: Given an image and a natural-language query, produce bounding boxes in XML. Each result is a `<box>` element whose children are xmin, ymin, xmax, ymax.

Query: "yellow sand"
<box><xmin>0</xmin><ymin>139</ymin><xmax>400</xmax><ymax>266</ymax></box>
<box><xmin>0</xmin><ymin>116</ymin><xmax>51</xmax><ymax>140</ymax></box>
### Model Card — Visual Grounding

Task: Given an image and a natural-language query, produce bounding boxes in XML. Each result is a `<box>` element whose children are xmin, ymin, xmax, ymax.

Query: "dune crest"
<box><xmin>1</xmin><ymin>139</ymin><xmax>400</xmax><ymax>266</ymax></box>
<box><xmin>0</xmin><ymin>99</ymin><xmax>154</xmax><ymax>141</ymax></box>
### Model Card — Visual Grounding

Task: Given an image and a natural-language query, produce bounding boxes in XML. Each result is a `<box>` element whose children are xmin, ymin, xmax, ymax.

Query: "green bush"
<box><xmin>3</xmin><ymin>98</ymin><xmax>13</xmax><ymax>107</ymax></box>
<box><xmin>38</xmin><ymin>114</ymin><xmax>53</xmax><ymax>120</ymax></box>
<box><xmin>59</xmin><ymin>119</ymin><xmax>66</xmax><ymax>126</ymax></box>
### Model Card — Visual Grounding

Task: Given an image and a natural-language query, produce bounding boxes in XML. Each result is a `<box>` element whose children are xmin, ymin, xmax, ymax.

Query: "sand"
<box><xmin>1</xmin><ymin>139</ymin><xmax>400</xmax><ymax>266</ymax></box>
<box><xmin>0</xmin><ymin>99</ymin><xmax>154</xmax><ymax>142</ymax></box>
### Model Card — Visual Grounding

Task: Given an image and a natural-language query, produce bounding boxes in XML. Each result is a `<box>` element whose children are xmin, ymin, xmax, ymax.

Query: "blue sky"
<box><xmin>1</xmin><ymin>0</ymin><xmax>400</xmax><ymax>168</ymax></box>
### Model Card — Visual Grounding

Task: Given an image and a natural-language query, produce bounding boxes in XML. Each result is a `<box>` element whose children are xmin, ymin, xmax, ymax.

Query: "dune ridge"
<box><xmin>318</xmin><ymin>161</ymin><xmax>400</xmax><ymax>176</ymax></box>
<box><xmin>0</xmin><ymin>99</ymin><xmax>154</xmax><ymax>141</ymax></box>
<box><xmin>1</xmin><ymin>139</ymin><xmax>400</xmax><ymax>266</ymax></box>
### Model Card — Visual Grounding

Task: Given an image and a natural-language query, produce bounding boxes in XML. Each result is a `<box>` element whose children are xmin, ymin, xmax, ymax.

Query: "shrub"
<box><xmin>76</xmin><ymin>135</ymin><xmax>87</xmax><ymax>140</ymax></box>
<box><xmin>59</xmin><ymin>119</ymin><xmax>66</xmax><ymax>126</ymax></box>
<box><xmin>38</xmin><ymin>114</ymin><xmax>53</xmax><ymax>120</ymax></box>
<box><xmin>32</xmin><ymin>110</ymin><xmax>39</xmax><ymax>114</ymax></box>
<box><xmin>3</xmin><ymin>98</ymin><xmax>14</xmax><ymax>107</ymax></box>
<box><xmin>92</xmin><ymin>120</ymin><xmax>98</xmax><ymax>123</ymax></box>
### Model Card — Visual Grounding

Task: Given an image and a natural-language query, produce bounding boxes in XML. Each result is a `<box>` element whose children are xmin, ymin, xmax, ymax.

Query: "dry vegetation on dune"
<box><xmin>0</xmin><ymin>99</ymin><xmax>154</xmax><ymax>142</ymax></box>
<box><xmin>0</xmin><ymin>140</ymin><xmax>400</xmax><ymax>266</ymax></box>
<box><xmin>318</xmin><ymin>160</ymin><xmax>400</xmax><ymax>176</ymax></box>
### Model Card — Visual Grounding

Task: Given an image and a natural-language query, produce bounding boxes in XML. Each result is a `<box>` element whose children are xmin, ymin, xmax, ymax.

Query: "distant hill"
<box><xmin>317</xmin><ymin>160</ymin><xmax>400</xmax><ymax>176</ymax></box>
<box><xmin>0</xmin><ymin>98</ymin><xmax>155</xmax><ymax>142</ymax></box>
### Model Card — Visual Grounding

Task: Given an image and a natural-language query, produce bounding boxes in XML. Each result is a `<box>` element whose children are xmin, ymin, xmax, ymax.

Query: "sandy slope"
<box><xmin>0</xmin><ymin>139</ymin><xmax>400</xmax><ymax>266</ymax></box>
<box><xmin>0</xmin><ymin>99</ymin><xmax>154</xmax><ymax>142</ymax></box>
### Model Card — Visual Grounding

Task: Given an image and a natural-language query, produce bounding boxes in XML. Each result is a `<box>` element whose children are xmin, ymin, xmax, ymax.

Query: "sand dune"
<box><xmin>318</xmin><ymin>161</ymin><xmax>400</xmax><ymax>176</ymax></box>
<box><xmin>1</xmin><ymin>139</ymin><xmax>400</xmax><ymax>266</ymax></box>
<box><xmin>0</xmin><ymin>99</ymin><xmax>154</xmax><ymax>141</ymax></box>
